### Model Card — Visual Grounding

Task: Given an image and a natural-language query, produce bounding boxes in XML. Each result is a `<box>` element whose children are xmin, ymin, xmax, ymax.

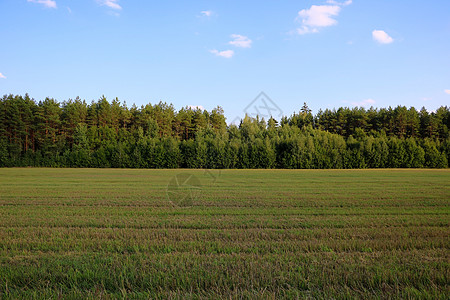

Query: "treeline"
<box><xmin>1</xmin><ymin>94</ymin><xmax>449</xmax><ymax>168</ymax></box>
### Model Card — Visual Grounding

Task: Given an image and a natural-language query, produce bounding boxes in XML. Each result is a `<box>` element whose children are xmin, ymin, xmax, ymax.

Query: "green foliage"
<box><xmin>422</xmin><ymin>139</ymin><xmax>448</xmax><ymax>168</ymax></box>
<box><xmin>0</xmin><ymin>94</ymin><xmax>449</xmax><ymax>168</ymax></box>
<box><xmin>0</xmin><ymin>138</ymin><xmax>8</xmax><ymax>167</ymax></box>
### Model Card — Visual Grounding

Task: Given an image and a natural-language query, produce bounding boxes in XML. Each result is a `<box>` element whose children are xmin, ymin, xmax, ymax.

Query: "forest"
<box><xmin>1</xmin><ymin>94</ymin><xmax>449</xmax><ymax>168</ymax></box>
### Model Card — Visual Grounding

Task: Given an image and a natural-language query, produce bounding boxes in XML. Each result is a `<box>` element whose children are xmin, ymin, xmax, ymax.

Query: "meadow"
<box><xmin>0</xmin><ymin>168</ymin><xmax>448</xmax><ymax>299</ymax></box>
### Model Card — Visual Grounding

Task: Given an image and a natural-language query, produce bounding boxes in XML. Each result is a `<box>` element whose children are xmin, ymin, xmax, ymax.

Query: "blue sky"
<box><xmin>0</xmin><ymin>0</ymin><xmax>449</xmax><ymax>122</ymax></box>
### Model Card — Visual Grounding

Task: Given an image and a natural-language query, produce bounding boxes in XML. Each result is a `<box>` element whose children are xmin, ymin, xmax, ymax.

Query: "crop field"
<box><xmin>0</xmin><ymin>168</ymin><xmax>449</xmax><ymax>299</ymax></box>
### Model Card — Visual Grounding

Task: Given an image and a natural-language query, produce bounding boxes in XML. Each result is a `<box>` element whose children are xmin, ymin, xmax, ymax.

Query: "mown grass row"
<box><xmin>1</xmin><ymin>212</ymin><xmax>448</xmax><ymax>229</ymax></box>
<box><xmin>0</xmin><ymin>168</ymin><xmax>449</xmax><ymax>299</ymax></box>
<box><xmin>2</xmin><ymin>252</ymin><xmax>448</xmax><ymax>299</ymax></box>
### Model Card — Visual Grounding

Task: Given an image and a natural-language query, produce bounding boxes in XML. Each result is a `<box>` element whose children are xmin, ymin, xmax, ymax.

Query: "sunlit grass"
<box><xmin>0</xmin><ymin>168</ymin><xmax>449</xmax><ymax>299</ymax></box>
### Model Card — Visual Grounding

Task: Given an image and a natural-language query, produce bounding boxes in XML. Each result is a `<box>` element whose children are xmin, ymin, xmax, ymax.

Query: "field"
<box><xmin>0</xmin><ymin>168</ymin><xmax>449</xmax><ymax>299</ymax></box>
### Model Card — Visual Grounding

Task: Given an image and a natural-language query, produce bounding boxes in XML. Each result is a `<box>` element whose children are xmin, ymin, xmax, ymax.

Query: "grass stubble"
<box><xmin>0</xmin><ymin>168</ymin><xmax>448</xmax><ymax>299</ymax></box>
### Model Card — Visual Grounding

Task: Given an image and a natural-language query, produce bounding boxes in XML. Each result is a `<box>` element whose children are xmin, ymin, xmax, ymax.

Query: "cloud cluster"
<box><xmin>295</xmin><ymin>1</ymin><xmax>395</xmax><ymax>46</ymax></box>
<box><xmin>445</xmin><ymin>90</ymin><xmax>450</xmax><ymax>95</ymax></box>
<box><xmin>0</xmin><ymin>73</ymin><xmax>6</xmax><ymax>79</ymax></box>
<box><xmin>27</xmin><ymin>0</ymin><xmax>57</xmax><ymax>9</ymax></box>
<box><xmin>372</xmin><ymin>30</ymin><xmax>394</xmax><ymax>44</ymax></box>
<box><xmin>211</xmin><ymin>34</ymin><xmax>252</xmax><ymax>59</ymax></box>
<box><xmin>210</xmin><ymin>49</ymin><xmax>235</xmax><ymax>59</ymax></box>
<box><xmin>200</xmin><ymin>11</ymin><xmax>212</xmax><ymax>17</ymax></box>
<box><xmin>296</xmin><ymin>0</ymin><xmax>351</xmax><ymax>35</ymax></box>
<box><xmin>229</xmin><ymin>34</ymin><xmax>252</xmax><ymax>48</ymax></box>
<box><xmin>97</xmin><ymin>0</ymin><xmax>122</xmax><ymax>10</ymax></box>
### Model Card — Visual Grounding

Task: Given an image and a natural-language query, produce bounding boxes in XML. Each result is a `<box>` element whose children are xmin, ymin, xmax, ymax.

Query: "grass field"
<box><xmin>0</xmin><ymin>168</ymin><xmax>449</xmax><ymax>299</ymax></box>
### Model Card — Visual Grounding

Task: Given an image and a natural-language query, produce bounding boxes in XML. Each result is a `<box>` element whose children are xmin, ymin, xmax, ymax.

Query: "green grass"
<box><xmin>0</xmin><ymin>168</ymin><xmax>449</xmax><ymax>299</ymax></box>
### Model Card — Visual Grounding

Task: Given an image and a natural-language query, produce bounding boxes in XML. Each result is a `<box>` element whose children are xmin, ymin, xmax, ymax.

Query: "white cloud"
<box><xmin>27</xmin><ymin>0</ymin><xmax>57</xmax><ymax>9</ymax></box>
<box><xmin>372</xmin><ymin>30</ymin><xmax>394</xmax><ymax>44</ymax></box>
<box><xmin>201</xmin><ymin>10</ymin><xmax>212</xmax><ymax>17</ymax></box>
<box><xmin>295</xmin><ymin>1</ymin><xmax>351</xmax><ymax>35</ymax></box>
<box><xmin>0</xmin><ymin>73</ymin><xmax>6</xmax><ymax>79</ymax></box>
<box><xmin>97</xmin><ymin>0</ymin><xmax>121</xmax><ymax>10</ymax></box>
<box><xmin>229</xmin><ymin>34</ymin><xmax>252</xmax><ymax>48</ymax></box>
<box><xmin>445</xmin><ymin>90</ymin><xmax>450</xmax><ymax>95</ymax></box>
<box><xmin>188</xmin><ymin>105</ymin><xmax>204</xmax><ymax>111</ymax></box>
<box><xmin>299</xmin><ymin>5</ymin><xmax>340</xmax><ymax>27</ymax></box>
<box><xmin>350</xmin><ymin>99</ymin><xmax>376</xmax><ymax>107</ymax></box>
<box><xmin>210</xmin><ymin>49</ymin><xmax>234</xmax><ymax>58</ymax></box>
<box><xmin>297</xmin><ymin>26</ymin><xmax>319</xmax><ymax>35</ymax></box>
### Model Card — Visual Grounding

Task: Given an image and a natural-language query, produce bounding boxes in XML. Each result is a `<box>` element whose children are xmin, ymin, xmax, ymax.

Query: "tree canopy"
<box><xmin>1</xmin><ymin>94</ymin><xmax>449</xmax><ymax>168</ymax></box>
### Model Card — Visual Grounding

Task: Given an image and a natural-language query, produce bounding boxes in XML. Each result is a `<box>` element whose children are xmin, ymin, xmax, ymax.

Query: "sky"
<box><xmin>0</xmin><ymin>0</ymin><xmax>449</xmax><ymax>123</ymax></box>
